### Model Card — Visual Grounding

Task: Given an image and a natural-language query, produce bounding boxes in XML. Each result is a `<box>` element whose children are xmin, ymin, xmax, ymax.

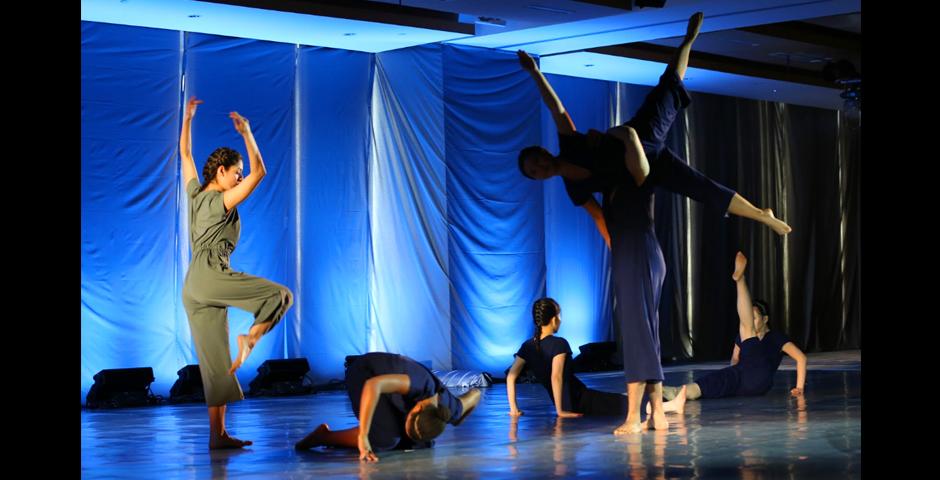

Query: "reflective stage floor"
<box><xmin>81</xmin><ymin>350</ymin><xmax>860</xmax><ymax>479</ymax></box>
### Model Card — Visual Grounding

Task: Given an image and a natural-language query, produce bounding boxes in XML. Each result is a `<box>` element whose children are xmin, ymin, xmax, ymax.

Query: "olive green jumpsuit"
<box><xmin>182</xmin><ymin>179</ymin><xmax>293</xmax><ymax>406</ymax></box>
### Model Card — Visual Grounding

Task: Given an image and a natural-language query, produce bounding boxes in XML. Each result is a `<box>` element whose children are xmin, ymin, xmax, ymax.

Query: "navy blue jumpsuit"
<box><xmin>560</xmin><ymin>70</ymin><xmax>736</xmax><ymax>383</ymax></box>
<box><xmin>515</xmin><ymin>336</ymin><xmax>627</xmax><ymax>415</ymax></box>
<box><xmin>344</xmin><ymin>353</ymin><xmax>465</xmax><ymax>451</ymax></box>
<box><xmin>696</xmin><ymin>330</ymin><xmax>791</xmax><ymax>398</ymax></box>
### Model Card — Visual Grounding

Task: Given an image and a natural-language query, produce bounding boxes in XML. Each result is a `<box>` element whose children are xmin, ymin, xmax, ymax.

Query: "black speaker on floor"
<box><xmin>571</xmin><ymin>341</ymin><xmax>619</xmax><ymax>373</ymax></box>
<box><xmin>248</xmin><ymin>358</ymin><xmax>313</xmax><ymax>397</ymax></box>
<box><xmin>169</xmin><ymin>364</ymin><xmax>205</xmax><ymax>404</ymax></box>
<box><xmin>85</xmin><ymin>367</ymin><xmax>161</xmax><ymax>409</ymax></box>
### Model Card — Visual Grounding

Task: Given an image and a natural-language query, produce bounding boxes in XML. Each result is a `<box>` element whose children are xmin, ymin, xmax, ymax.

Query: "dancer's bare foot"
<box><xmin>671</xmin><ymin>385</ymin><xmax>687</xmax><ymax>415</ymax></box>
<box><xmin>761</xmin><ymin>208</ymin><xmax>792</xmax><ymax>235</ymax></box>
<box><xmin>209</xmin><ymin>432</ymin><xmax>253</xmax><ymax>450</ymax></box>
<box><xmin>614</xmin><ymin>416</ymin><xmax>645</xmax><ymax>435</ymax></box>
<box><xmin>229</xmin><ymin>334</ymin><xmax>254</xmax><ymax>375</ymax></box>
<box><xmin>295</xmin><ymin>423</ymin><xmax>330</xmax><ymax>450</ymax></box>
<box><xmin>647</xmin><ymin>411</ymin><xmax>669</xmax><ymax>430</ymax></box>
<box><xmin>686</xmin><ymin>12</ymin><xmax>704</xmax><ymax>42</ymax></box>
<box><xmin>732</xmin><ymin>251</ymin><xmax>748</xmax><ymax>282</ymax></box>
<box><xmin>652</xmin><ymin>385</ymin><xmax>688</xmax><ymax>415</ymax></box>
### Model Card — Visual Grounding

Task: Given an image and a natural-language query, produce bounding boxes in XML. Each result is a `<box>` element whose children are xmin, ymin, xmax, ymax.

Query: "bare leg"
<box><xmin>727</xmin><ymin>194</ymin><xmax>792</xmax><ymax>235</ymax></box>
<box><xmin>662</xmin><ymin>384</ymin><xmax>680</xmax><ymax>401</ymax></box>
<box><xmin>614</xmin><ymin>381</ymin><xmax>647</xmax><ymax>434</ymax></box>
<box><xmin>605</xmin><ymin>14</ymin><xmax>702</xmax><ymax>188</ymax></box>
<box><xmin>295</xmin><ymin>424</ymin><xmax>361</xmax><ymax>450</ymax></box>
<box><xmin>670</xmin><ymin>12</ymin><xmax>703</xmax><ymax>79</ymax></box>
<box><xmin>651</xmin><ymin>385</ymin><xmax>687</xmax><ymax>414</ymax></box>
<box><xmin>686</xmin><ymin>383</ymin><xmax>702</xmax><ymax>400</ymax></box>
<box><xmin>229</xmin><ymin>322</ymin><xmax>274</xmax><ymax>375</ymax></box>
<box><xmin>208</xmin><ymin>404</ymin><xmax>253</xmax><ymax>450</ymax></box>
<box><xmin>732</xmin><ymin>250</ymin><xmax>747</xmax><ymax>282</ymax></box>
<box><xmin>645</xmin><ymin>382</ymin><xmax>669</xmax><ymax>430</ymax></box>
<box><xmin>735</xmin><ymin>252</ymin><xmax>757</xmax><ymax>341</ymax></box>
<box><xmin>646</xmin><ymin>383</ymin><xmax>702</xmax><ymax>414</ymax></box>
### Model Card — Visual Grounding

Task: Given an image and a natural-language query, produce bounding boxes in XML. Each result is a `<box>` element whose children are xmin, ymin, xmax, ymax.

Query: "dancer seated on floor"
<box><xmin>506</xmin><ymin>298</ymin><xmax>687</xmax><ymax>419</ymax></box>
<box><xmin>295</xmin><ymin>352</ymin><xmax>481</xmax><ymax>462</ymax></box>
<box><xmin>655</xmin><ymin>252</ymin><xmax>808</xmax><ymax>407</ymax></box>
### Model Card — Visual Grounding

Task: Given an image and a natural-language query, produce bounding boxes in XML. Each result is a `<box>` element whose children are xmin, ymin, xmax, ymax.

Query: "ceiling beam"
<box><xmin>572</xmin><ymin>0</ymin><xmax>633</xmax><ymax>10</ymax></box>
<box><xmin>587</xmin><ymin>42</ymin><xmax>835</xmax><ymax>88</ymax></box>
<box><xmin>736</xmin><ymin>21</ymin><xmax>860</xmax><ymax>50</ymax></box>
<box><xmin>197</xmin><ymin>0</ymin><xmax>474</xmax><ymax>33</ymax></box>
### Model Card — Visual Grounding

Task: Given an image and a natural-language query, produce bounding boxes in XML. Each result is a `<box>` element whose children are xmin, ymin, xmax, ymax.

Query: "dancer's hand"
<box><xmin>556</xmin><ymin>410</ymin><xmax>583</xmax><ymax>418</ymax></box>
<box><xmin>509</xmin><ymin>408</ymin><xmax>524</xmax><ymax>417</ymax></box>
<box><xmin>185</xmin><ymin>96</ymin><xmax>203</xmax><ymax>120</ymax></box>
<box><xmin>790</xmin><ymin>387</ymin><xmax>804</xmax><ymax>397</ymax></box>
<box><xmin>229</xmin><ymin>111</ymin><xmax>251</xmax><ymax>136</ymax></box>
<box><xmin>358</xmin><ymin>435</ymin><xmax>378</xmax><ymax>462</ymax></box>
<box><xmin>517</xmin><ymin>50</ymin><xmax>537</xmax><ymax>72</ymax></box>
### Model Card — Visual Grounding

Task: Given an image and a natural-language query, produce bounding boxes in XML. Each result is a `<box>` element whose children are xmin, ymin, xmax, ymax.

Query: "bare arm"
<box><xmin>581</xmin><ymin>197</ymin><xmax>610</xmax><ymax>249</ymax></box>
<box><xmin>517</xmin><ymin>50</ymin><xmax>575</xmax><ymax>135</ymax></box>
<box><xmin>221</xmin><ymin>112</ymin><xmax>267</xmax><ymax>211</ymax></box>
<box><xmin>550</xmin><ymin>354</ymin><xmax>583</xmax><ymax>418</ymax></box>
<box><xmin>506</xmin><ymin>356</ymin><xmax>526</xmax><ymax>416</ymax></box>
<box><xmin>730</xmin><ymin>344</ymin><xmax>740</xmax><ymax>366</ymax></box>
<box><xmin>180</xmin><ymin>96</ymin><xmax>202</xmax><ymax>187</ymax></box>
<box><xmin>781</xmin><ymin>342</ymin><xmax>807</xmax><ymax>396</ymax></box>
<box><xmin>357</xmin><ymin>374</ymin><xmax>410</xmax><ymax>462</ymax></box>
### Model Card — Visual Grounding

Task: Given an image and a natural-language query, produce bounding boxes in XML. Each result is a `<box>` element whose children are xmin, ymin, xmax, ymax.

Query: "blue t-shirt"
<box><xmin>515</xmin><ymin>336</ymin><xmax>586</xmax><ymax>411</ymax></box>
<box><xmin>559</xmin><ymin>130</ymin><xmax>628</xmax><ymax>206</ymax></box>
<box><xmin>735</xmin><ymin>330</ymin><xmax>791</xmax><ymax>374</ymax></box>
<box><xmin>346</xmin><ymin>352</ymin><xmax>464</xmax><ymax>450</ymax></box>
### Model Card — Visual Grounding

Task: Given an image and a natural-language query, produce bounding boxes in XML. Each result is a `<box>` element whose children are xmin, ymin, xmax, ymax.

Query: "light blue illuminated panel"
<box><xmin>81</xmin><ymin>0</ymin><xmax>472</xmax><ymax>53</ymax></box>
<box><xmin>449</xmin><ymin>0</ymin><xmax>860</xmax><ymax>55</ymax></box>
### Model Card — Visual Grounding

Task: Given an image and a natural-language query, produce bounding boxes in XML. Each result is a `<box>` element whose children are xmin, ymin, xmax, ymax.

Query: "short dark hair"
<box><xmin>408</xmin><ymin>404</ymin><xmax>452</xmax><ymax>441</ymax></box>
<box><xmin>517</xmin><ymin>146</ymin><xmax>547</xmax><ymax>179</ymax></box>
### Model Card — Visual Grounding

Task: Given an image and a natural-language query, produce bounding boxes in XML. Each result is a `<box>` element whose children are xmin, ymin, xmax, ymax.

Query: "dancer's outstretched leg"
<box><xmin>295</xmin><ymin>424</ymin><xmax>360</xmax><ymax>450</ymax></box>
<box><xmin>671</xmin><ymin>12</ymin><xmax>703</xmax><ymax>79</ymax></box>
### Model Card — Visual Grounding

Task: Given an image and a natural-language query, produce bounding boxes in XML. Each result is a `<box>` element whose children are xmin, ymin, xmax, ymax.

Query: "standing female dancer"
<box><xmin>180</xmin><ymin>96</ymin><xmax>294</xmax><ymax>449</ymax></box>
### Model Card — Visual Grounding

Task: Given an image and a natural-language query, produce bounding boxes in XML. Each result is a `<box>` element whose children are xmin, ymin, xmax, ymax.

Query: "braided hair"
<box><xmin>532</xmin><ymin>297</ymin><xmax>560</xmax><ymax>352</ymax></box>
<box><xmin>201</xmin><ymin>147</ymin><xmax>242</xmax><ymax>192</ymax></box>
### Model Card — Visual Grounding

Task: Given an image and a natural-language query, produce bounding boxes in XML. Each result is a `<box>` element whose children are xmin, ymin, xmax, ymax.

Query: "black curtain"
<box><xmin>648</xmin><ymin>92</ymin><xmax>860</xmax><ymax>362</ymax></box>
